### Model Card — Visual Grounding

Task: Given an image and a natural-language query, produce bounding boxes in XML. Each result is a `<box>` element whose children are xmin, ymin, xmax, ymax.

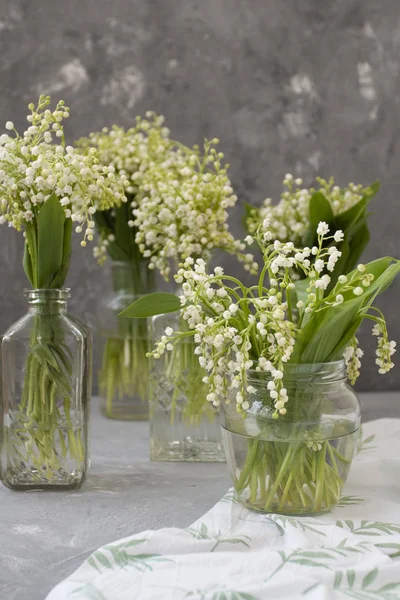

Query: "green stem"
<box><xmin>264</xmin><ymin>444</ymin><xmax>295</xmax><ymax>511</ymax></box>
<box><xmin>313</xmin><ymin>442</ymin><xmax>328</xmax><ymax>512</ymax></box>
<box><xmin>236</xmin><ymin>439</ymin><xmax>260</xmax><ymax>491</ymax></box>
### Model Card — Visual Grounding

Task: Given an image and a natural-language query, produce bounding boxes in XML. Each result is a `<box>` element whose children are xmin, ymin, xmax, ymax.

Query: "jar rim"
<box><xmin>247</xmin><ymin>360</ymin><xmax>344</xmax><ymax>372</ymax></box>
<box><xmin>246</xmin><ymin>360</ymin><xmax>347</xmax><ymax>381</ymax></box>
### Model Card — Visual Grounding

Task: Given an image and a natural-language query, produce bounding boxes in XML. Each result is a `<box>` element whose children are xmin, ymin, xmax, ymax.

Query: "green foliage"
<box><xmin>337</xmin><ymin>496</ymin><xmax>365</xmax><ymax>507</ymax></box>
<box><xmin>186</xmin><ymin>522</ymin><xmax>251</xmax><ymax>552</ymax></box>
<box><xmin>304</xmin><ymin>191</ymin><xmax>335</xmax><ymax>247</ymax></box>
<box><xmin>267</xmin><ymin>515</ymin><xmax>328</xmax><ymax>537</ymax></box>
<box><xmin>120</xmin><ymin>292</ymin><xmax>181</xmax><ymax>318</ymax></box>
<box><xmin>87</xmin><ymin>538</ymin><xmax>172</xmax><ymax>573</ymax></box>
<box><xmin>291</xmin><ymin>257</ymin><xmax>400</xmax><ymax>364</ymax></box>
<box><xmin>268</xmin><ymin>541</ymin><xmax>373</xmax><ymax>582</ymax></box>
<box><xmin>357</xmin><ymin>432</ymin><xmax>377</xmax><ymax>454</ymax></box>
<box><xmin>304</xmin><ymin>181</ymin><xmax>379</xmax><ymax>285</ymax></box>
<box><xmin>23</xmin><ymin>192</ymin><xmax>72</xmax><ymax>289</ymax></box>
<box><xmin>329</xmin><ymin>567</ymin><xmax>400</xmax><ymax>600</ymax></box>
<box><xmin>95</xmin><ymin>200</ymin><xmax>142</xmax><ymax>263</ymax></box>
<box><xmin>336</xmin><ymin>520</ymin><xmax>400</xmax><ymax>537</ymax></box>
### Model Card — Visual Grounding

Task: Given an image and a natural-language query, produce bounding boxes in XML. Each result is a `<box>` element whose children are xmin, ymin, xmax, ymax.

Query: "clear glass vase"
<box><xmin>0</xmin><ymin>289</ymin><xmax>92</xmax><ymax>490</ymax></box>
<box><xmin>221</xmin><ymin>362</ymin><xmax>360</xmax><ymax>515</ymax></box>
<box><xmin>150</xmin><ymin>312</ymin><xmax>225</xmax><ymax>462</ymax></box>
<box><xmin>97</xmin><ymin>261</ymin><xmax>155</xmax><ymax>420</ymax></box>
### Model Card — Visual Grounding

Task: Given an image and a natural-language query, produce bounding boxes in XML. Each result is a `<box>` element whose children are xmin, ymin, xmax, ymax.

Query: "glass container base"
<box><xmin>100</xmin><ymin>395</ymin><xmax>149</xmax><ymax>421</ymax></box>
<box><xmin>1</xmin><ymin>468</ymin><xmax>85</xmax><ymax>491</ymax></box>
<box><xmin>150</xmin><ymin>437</ymin><xmax>225</xmax><ymax>462</ymax></box>
<box><xmin>221</xmin><ymin>426</ymin><xmax>358</xmax><ymax>515</ymax></box>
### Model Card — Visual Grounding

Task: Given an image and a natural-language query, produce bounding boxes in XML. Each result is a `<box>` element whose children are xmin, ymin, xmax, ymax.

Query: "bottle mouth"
<box><xmin>24</xmin><ymin>288</ymin><xmax>71</xmax><ymax>301</ymax></box>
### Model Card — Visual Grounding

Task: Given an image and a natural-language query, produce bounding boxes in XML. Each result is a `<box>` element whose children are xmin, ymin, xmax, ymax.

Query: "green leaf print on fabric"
<box><xmin>220</xmin><ymin>490</ymin><xmax>241</xmax><ymax>505</ymax></box>
<box><xmin>375</xmin><ymin>543</ymin><xmax>400</xmax><ymax>559</ymax></box>
<box><xmin>337</xmin><ymin>496</ymin><xmax>365</xmax><ymax>507</ymax></box>
<box><xmin>357</xmin><ymin>431</ymin><xmax>377</xmax><ymax>454</ymax></box>
<box><xmin>186</xmin><ymin>523</ymin><xmax>251</xmax><ymax>552</ymax></box>
<box><xmin>303</xmin><ymin>569</ymin><xmax>400</xmax><ymax>598</ymax></box>
<box><xmin>267</xmin><ymin>514</ymin><xmax>328</xmax><ymax>537</ymax></box>
<box><xmin>184</xmin><ymin>587</ymin><xmax>259</xmax><ymax>600</ymax></box>
<box><xmin>68</xmin><ymin>583</ymin><xmax>108</xmax><ymax>599</ymax></box>
<box><xmin>267</xmin><ymin>541</ymin><xmax>373</xmax><ymax>582</ymax></box>
<box><xmin>336</xmin><ymin>521</ymin><xmax>400</xmax><ymax>537</ymax></box>
<box><xmin>87</xmin><ymin>538</ymin><xmax>172</xmax><ymax>573</ymax></box>
<box><xmin>333</xmin><ymin>568</ymin><xmax>400</xmax><ymax>599</ymax></box>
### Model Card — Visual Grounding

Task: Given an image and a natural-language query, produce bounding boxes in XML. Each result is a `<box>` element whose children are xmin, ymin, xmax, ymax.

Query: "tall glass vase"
<box><xmin>0</xmin><ymin>289</ymin><xmax>92</xmax><ymax>490</ymax></box>
<box><xmin>221</xmin><ymin>362</ymin><xmax>361</xmax><ymax>515</ymax></box>
<box><xmin>97</xmin><ymin>261</ymin><xmax>155</xmax><ymax>420</ymax></box>
<box><xmin>149</xmin><ymin>312</ymin><xmax>225</xmax><ymax>462</ymax></box>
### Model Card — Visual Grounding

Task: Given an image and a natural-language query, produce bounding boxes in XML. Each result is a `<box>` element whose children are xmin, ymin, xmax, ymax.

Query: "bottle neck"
<box><xmin>25</xmin><ymin>289</ymin><xmax>69</xmax><ymax>315</ymax></box>
<box><xmin>111</xmin><ymin>260</ymin><xmax>156</xmax><ymax>296</ymax></box>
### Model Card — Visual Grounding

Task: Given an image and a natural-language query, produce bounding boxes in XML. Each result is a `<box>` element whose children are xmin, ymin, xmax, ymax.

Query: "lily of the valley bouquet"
<box><xmin>75</xmin><ymin>114</ymin><xmax>172</xmax><ymax>419</ymax></box>
<box><xmin>246</xmin><ymin>174</ymin><xmax>379</xmax><ymax>289</ymax></box>
<box><xmin>80</xmin><ymin>112</ymin><xmax>256</xmax><ymax>429</ymax></box>
<box><xmin>0</xmin><ymin>96</ymin><xmax>125</xmax><ymax>488</ymax></box>
<box><xmin>125</xmin><ymin>220</ymin><xmax>399</xmax><ymax>512</ymax></box>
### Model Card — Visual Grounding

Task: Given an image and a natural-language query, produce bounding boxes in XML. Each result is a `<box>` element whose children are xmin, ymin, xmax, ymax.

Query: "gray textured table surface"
<box><xmin>1</xmin><ymin>393</ymin><xmax>399</xmax><ymax>600</ymax></box>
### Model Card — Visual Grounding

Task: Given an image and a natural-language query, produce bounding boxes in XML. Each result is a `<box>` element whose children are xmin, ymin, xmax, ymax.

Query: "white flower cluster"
<box><xmin>76</xmin><ymin>112</ymin><xmax>171</xmax><ymax>190</ymax></box>
<box><xmin>76</xmin><ymin>113</ymin><xmax>172</xmax><ymax>260</ymax></box>
<box><xmin>0</xmin><ymin>96</ymin><xmax>125</xmax><ymax>244</ymax></box>
<box><xmin>372</xmin><ymin>322</ymin><xmax>397</xmax><ymax>374</ymax></box>
<box><xmin>149</xmin><ymin>221</ymin><xmax>366</xmax><ymax>416</ymax></box>
<box><xmin>343</xmin><ymin>338</ymin><xmax>364</xmax><ymax>384</ymax></box>
<box><xmin>78</xmin><ymin>116</ymin><xmax>255</xmax><ymax>278</ymax></box>
<box><xmin>133</xmin><ymin>138</ymin><xmax>257</xmax><ymax>279</ymax></box>
<box><xmin>148</xmin><ymin>220</ymin><xmax>397</xmax><ymax>414</ymax></box>
<box><xmin>246</xmin><ymin>174</ymin><xmax>376</xmax><ymax>244</ymax></box>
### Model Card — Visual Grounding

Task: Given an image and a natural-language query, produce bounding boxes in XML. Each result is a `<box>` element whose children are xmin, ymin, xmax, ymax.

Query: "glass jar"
<box><xmin>0</xmin><ymin>289</ymin><xmax>92</xmax><ymax>490</ymax></box>
<box><xmin>97</xmin><ymin>261</ymin><xmax>155</xmax><ymax>420</ymax></box>
<box><xmin>220</xmin><ymin>362</ymin><xmax>360</xmax><ymax>515</ymax></box>
<box><xmin>150</xmin><ymin>312</ymin><xmax>225</xmax><ymax>462</ymax></box>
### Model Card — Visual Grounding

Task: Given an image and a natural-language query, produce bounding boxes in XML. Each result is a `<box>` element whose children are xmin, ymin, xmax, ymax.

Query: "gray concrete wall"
<box><xmin>0</xmin><ymin>0</ymin><xmax>399</xmax><ymax>391</ymax></box>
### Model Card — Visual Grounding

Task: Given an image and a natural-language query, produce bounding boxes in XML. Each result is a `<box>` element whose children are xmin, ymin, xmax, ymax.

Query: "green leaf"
<box><xmin>119</xmin><ymin>292</ymin><xmax>181</xmax><ymax>318</ymax></box>
<box><xmin>51</xmin><ymin>217</ymin><xmax>72</xmax><ymax>288</ymax></box>
<box><xmin>291</xmin><ymin>258</ymin><xmax>400</xmax><ymax>363</ymax></box>
<box><xmin>23</xmin><ymin>223</ymin><xmax>38</xmax><ymax>287</ymax></box>
<box><xmin>378</xmin><ymin>583</ymin><xmax>400</xmax><ymax>592</ymax></box>
<box><xmin>335</xmin><ymin>181</ymin><xmax>379</xmax><ymax>232</ymax></box>
<box><xmin>343</xmin><ymin>223</ymin><xmax>370</xmax><ymax>273</ymax></box>
<box><xmin>290</xmin><ymin>558</ymin><xmax>331</xmax><ymax>569</ymax></box>
<box><xmin>347</xmin><ymin>570</ymin><xmax>356</xmax><ymax>588</ymax></box>
<box><xmin>37</xmin><ymin>192</ymin><xmax>66</xmax><ymax>288</ymax></box>
<box><xmin>87</xmin><ymin>556</ymin><xmax>101</xmax><ymax>573</ymax></box>
<box><xmin>302</xmin><ymin>583</ymin><xmax>320</xmax><ymax>596</ymax></box>
<box><xmin>94</xmin><ymin>208</ymin><xmax>131</xmax><ymax>262</ymax></box>
<box><xmin>362</xmin><ymin>568</ymin><xmax>379</xmax><ymax>589</ymax></box>
<box><xmin>23</xmin><ymin>240</ymin><xmax>34</xmax><ymax>287</ymax></box>
<box><xmin>297</xmin><ymin>551</ymin><xmax>334</xmax><ymax>560</ymax></box>
<box><xmin>303</xmin><ymin>191</ymin><xmax>335</xmax><ymax>247</ymax></box>
<box><xmin>92</xmin><ymin>551</ymin><xmax>113</xmax><ymax>570</ymax></box>
<box><xmin>293</xmin><ymin>278</ymin><xmax>310</xmax><ymax>305</ymax></box>
<box><xmin>115</xmin><ymin>203</ymin><xmax>135</xmax><ymax>258</ymax></box>
<box><xmin>334</xmin><ymin>572</ymin><xmax>343</xmax><ymax>589</ymax></box>
<box><xmin>376</xmin><ymin>543</ymin><xmax>400</xmax><ymax>558</ymax></box>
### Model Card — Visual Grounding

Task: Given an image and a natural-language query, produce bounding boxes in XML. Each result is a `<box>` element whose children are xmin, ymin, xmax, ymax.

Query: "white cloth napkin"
<box><xmin>47</xmin><ymin>419</ymin><xmax>400</xmax><ymax>600</ymax></box>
